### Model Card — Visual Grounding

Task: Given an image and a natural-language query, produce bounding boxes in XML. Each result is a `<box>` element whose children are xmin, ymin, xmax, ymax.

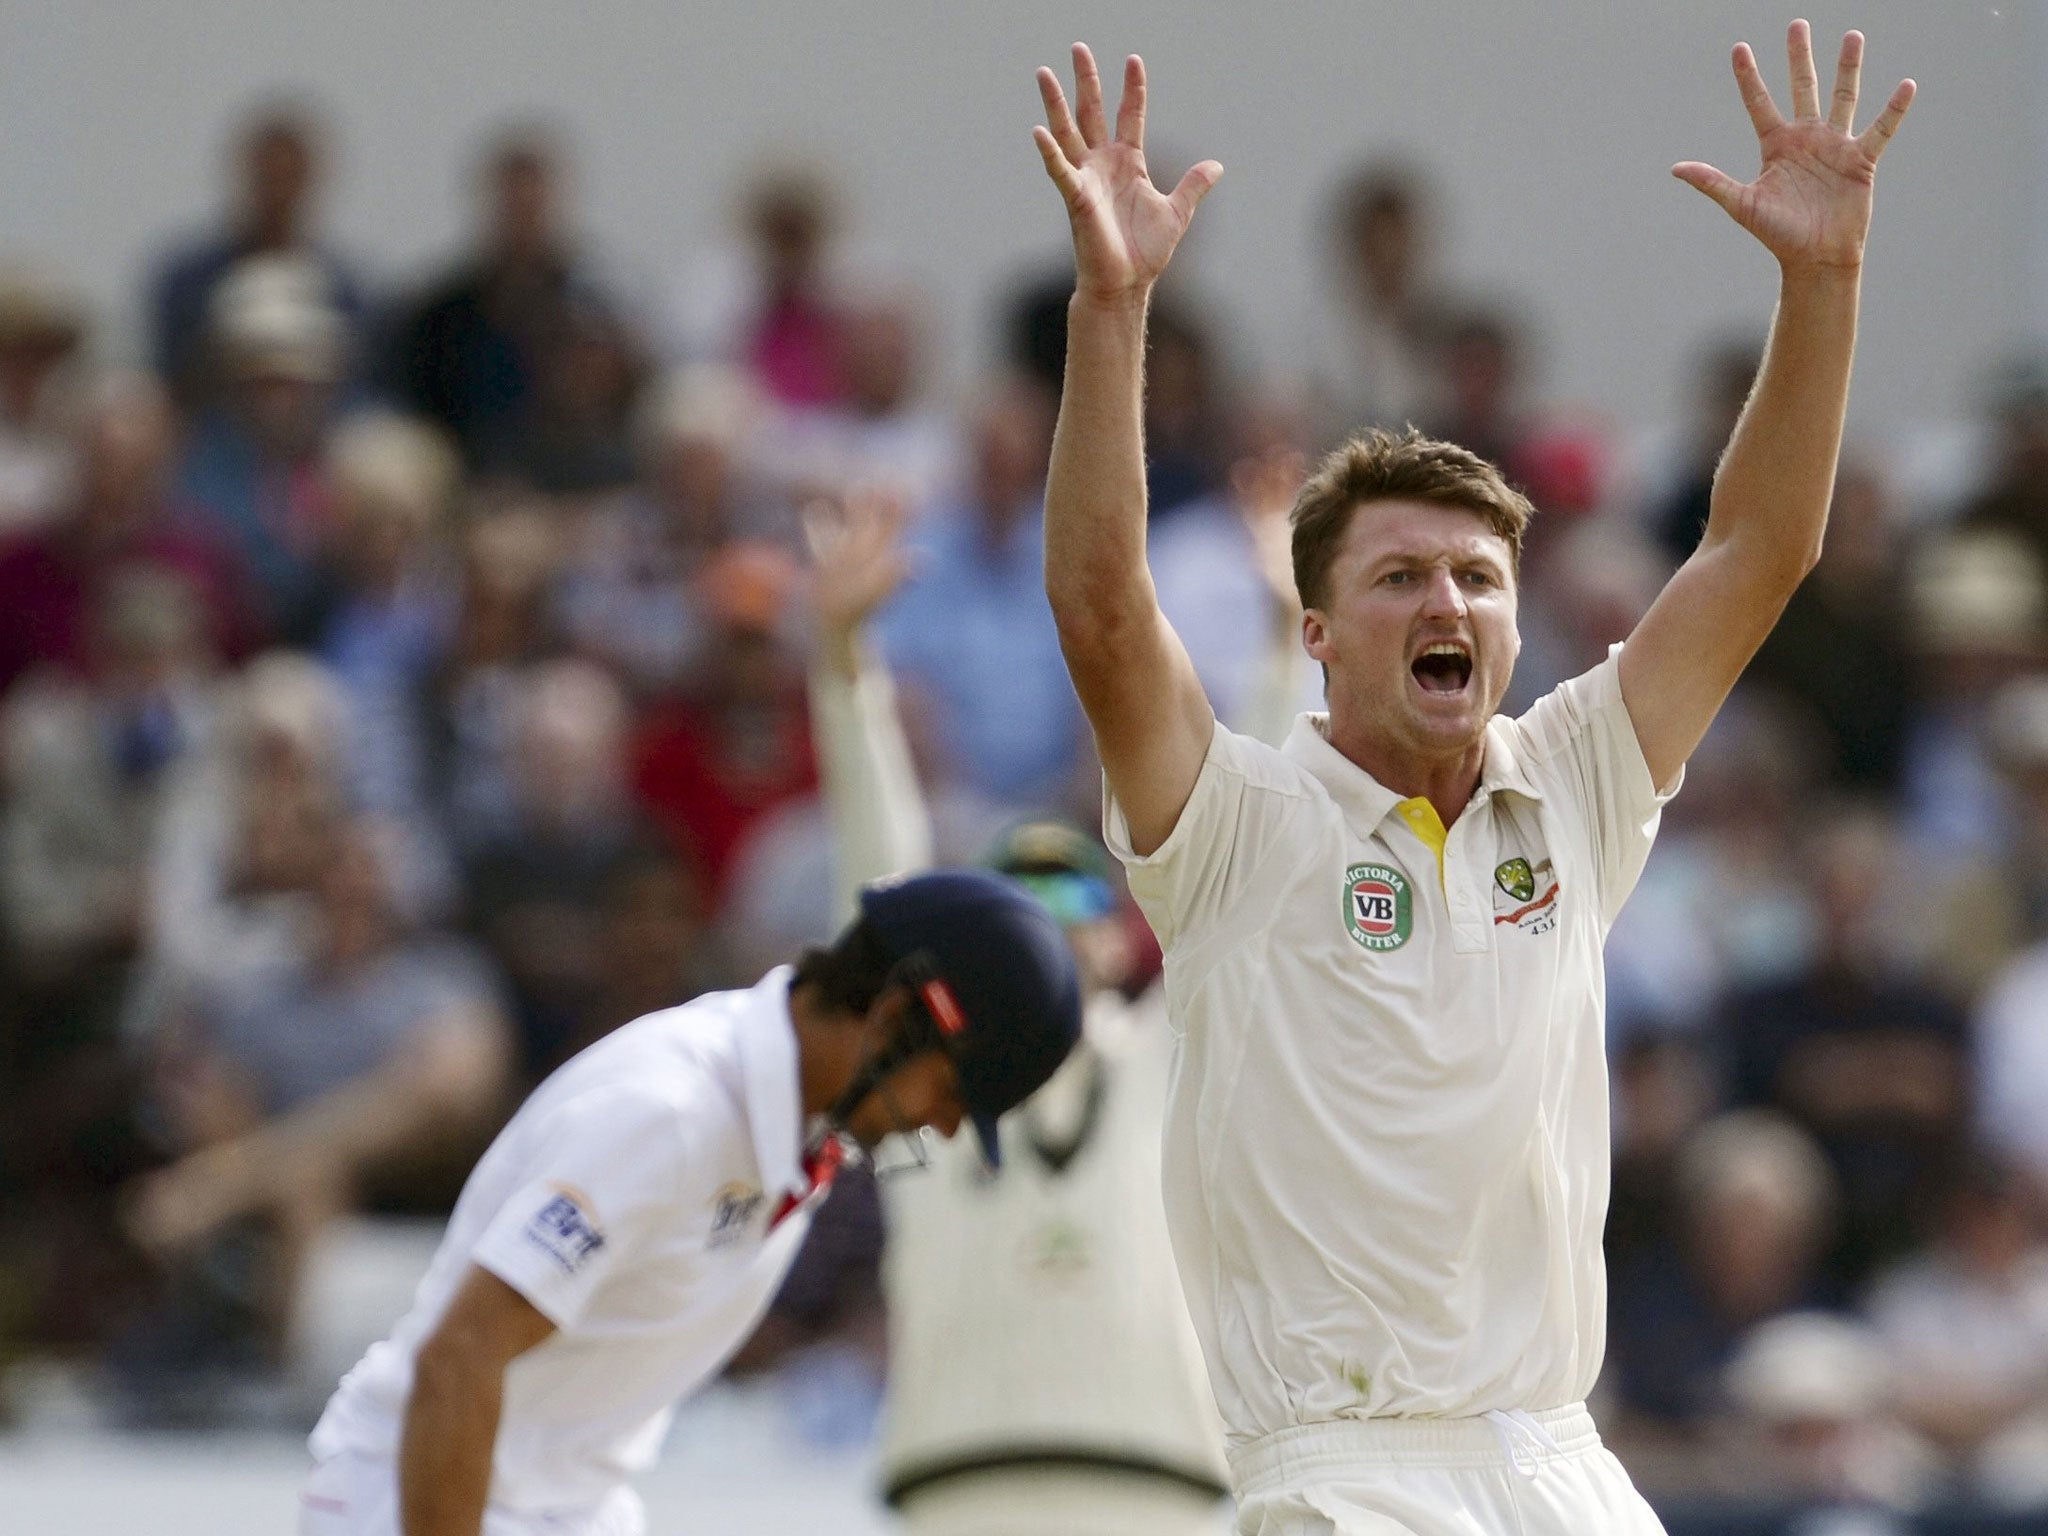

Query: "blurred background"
<box><xmin>2</xmin><ymin>2</ymin><xmax>2046</xmax><ymax>1532</ymax></box>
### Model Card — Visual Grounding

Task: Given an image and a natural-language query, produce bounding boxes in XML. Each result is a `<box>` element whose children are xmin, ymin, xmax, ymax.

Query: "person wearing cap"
<box><xmin>805</xmin><ymin>488</ymin><xmax>1279</xmax><ymax>1535</ymax></box>
<box><xmin>176</xmin><ymin>252</ymin><xmax>349</xmax><ymax>646</ymax></box>
<box><xmin>1031</xmin><ymin>30</ymin><xmax>1913</xmax><ymax>1536</ymax></box>
<box><xmin>298</xmin><ymin>868</ymin><xmax>1080</xmax><ymax>1536</ymax></box>
<box><xmin>0</xmin><ymin>271</ymin><xmax>87</xmax><ymax>532</ymax></box>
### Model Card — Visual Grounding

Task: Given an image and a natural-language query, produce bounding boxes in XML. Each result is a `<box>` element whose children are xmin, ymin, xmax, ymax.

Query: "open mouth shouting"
<box><xmin>1410</xmin><ymin>639</ymin><xmax>1473</xmax><ymax>697</ymax></box>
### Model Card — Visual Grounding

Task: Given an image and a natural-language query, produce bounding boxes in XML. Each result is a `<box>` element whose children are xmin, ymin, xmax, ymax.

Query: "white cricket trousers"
<box><xmin>899</xmin><ymin>1465</ymin><xmax>1228</xmax><ymax>1536</ymax></box>
<box><xmin>297</xmin><ymin>1450</ymin><xmax>645</xmax><ymax>1536</ymax></box>
<box><xmin>1229</xmin><ymin>1403</ymin><xmax>1668</xmax><ymax>1536</ymax></box>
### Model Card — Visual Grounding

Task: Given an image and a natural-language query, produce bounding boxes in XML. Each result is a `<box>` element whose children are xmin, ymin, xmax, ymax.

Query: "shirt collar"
<box><xmin>1281</xmin><ymin>711</ymin><xmax>1545</xmax><ymax>834</ymax></box>
<box><xmin>734</xmin><ymin>965</ymin><xmax>808</xmax><ymax>1200</ymax></box>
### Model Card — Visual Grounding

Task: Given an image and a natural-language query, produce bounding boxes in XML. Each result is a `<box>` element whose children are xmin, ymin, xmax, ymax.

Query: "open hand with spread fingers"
<box><xmin>1033</xmin><ymin>44</ymin><xmax>1223</xmax><ymax>302</ymax></box>
<box><xmin>1675</xmin><ymin>20</ymin><xmax>1915</xmax><ymax>272</ymax></box>
<box><xmin>803</xmin><ymin>485</ymin><xmax>913</xmax><ymax>678</ymax></box>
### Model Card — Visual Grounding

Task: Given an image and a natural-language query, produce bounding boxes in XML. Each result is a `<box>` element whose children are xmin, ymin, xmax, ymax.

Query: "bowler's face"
<box><xmin>1304</xmin><ymin>499</ymin><xmax>1520</xmax><ymax>760</ymax></box>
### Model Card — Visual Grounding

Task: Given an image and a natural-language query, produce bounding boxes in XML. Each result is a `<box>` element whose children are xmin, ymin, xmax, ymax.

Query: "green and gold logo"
<box><xmin>1494</xmin><ymin>857</ymin><xmax>1535</xmax><ymax>903</ymax></box>
<box><xmin>1344</xmin><ymin>862</ymin><xmax>1411</xmax><ymax>951</ymax></box>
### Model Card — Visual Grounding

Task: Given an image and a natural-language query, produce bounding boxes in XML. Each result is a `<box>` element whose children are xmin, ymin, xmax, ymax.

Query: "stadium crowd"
<box><xmin>3</xmin><ymin>101</ymin><xmax>2048</xmax><ymax>1524</ymax></box>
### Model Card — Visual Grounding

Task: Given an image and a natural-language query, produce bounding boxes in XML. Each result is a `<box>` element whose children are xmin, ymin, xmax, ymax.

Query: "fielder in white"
<box><xmin>1032</xmin><ymin>24</ymin><xmax>1914</xmax><ymax>1536</ymax></box>
<box><xmin>803</xmin><ymin>489</ymin><xmax>1284</xmax><ymax>1535</ymax></box>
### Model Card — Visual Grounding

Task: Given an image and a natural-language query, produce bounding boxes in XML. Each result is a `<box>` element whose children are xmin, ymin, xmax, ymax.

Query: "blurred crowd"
<box><xmin>4</xmin><ymin>100</ymin><xmax>2048</xmax><ymax>1521</ymax></box>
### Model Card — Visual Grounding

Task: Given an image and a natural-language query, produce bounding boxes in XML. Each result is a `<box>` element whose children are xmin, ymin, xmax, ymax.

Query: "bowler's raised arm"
<box><xmin>1034</xmin><ymin>45</ymin><xmax>1223</xmax><ymax>855</ymax></box>
<box><xmin>1621</xmin><ymin>22</ymin><xmax>1915</xmax><ymax>789</ymax></box>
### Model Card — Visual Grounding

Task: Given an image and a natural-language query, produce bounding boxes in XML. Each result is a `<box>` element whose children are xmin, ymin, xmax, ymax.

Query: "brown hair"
<box><xmin>1290</xmin><ymin>426</ymin><xmax>1534</xmax><ymax>611</ymax></box>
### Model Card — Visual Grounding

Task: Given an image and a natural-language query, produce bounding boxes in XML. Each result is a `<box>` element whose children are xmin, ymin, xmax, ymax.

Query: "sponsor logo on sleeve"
<box><xmin>522</xmin><ymin>1185</ymin><xmax>606</xmax><ymax>1275</ymax></box>
<box><xmin>708</xmin><ymin>1182</ymin><xmax>765</xmax><ymax>1249</ymax></box>
<box><xmin>1344</xmin><ymin>862</ymin><xmax>1412</xmax><ymax>951</ymax></box>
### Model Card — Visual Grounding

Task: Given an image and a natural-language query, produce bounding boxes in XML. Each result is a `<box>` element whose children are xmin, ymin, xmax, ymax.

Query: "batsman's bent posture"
<box><xmin>299</xmin><ymin>871</ymin><xmax>1079</xmax><ymax>1536</ymax></box>
<box><xmin>1033</xmin><ymin>23</ymin><xmax>1912</xmax><ymax>1536</ymax></box>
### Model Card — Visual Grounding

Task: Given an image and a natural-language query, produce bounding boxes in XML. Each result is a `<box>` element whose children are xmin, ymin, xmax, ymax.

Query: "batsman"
<box><xmin>1033</xmin><ymin>22</ymin><xmax>1912</xmax><ymax>1536</ymax></box>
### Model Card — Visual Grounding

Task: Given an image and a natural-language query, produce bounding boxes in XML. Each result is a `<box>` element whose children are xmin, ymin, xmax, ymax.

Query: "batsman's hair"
<box><xmin>791</xmin><ymin>917</ymin><xmax>898</xmax><ymax>1019</ymax></box>
<box><xmin>1290</xmin><ymin>426</ymin><xmax>1534</xmax><ymax>611</ymax></box>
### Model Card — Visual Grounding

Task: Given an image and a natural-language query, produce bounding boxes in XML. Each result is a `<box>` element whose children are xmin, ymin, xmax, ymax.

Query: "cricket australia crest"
<box><xmin>1494</xmin><ymin>857</ymin><xmax>1535</xmax><ymax>902</ymax></box>
<box><xmin>1344</xmin><ymin>862</ymin><xmax>1412</xmax><ymax>951</ymax></box>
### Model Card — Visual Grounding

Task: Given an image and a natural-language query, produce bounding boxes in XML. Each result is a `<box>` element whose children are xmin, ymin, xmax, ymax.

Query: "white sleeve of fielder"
<box><xmin>1508</xmin><ymin>646</ymin><xmax>1682</xmax><ymax>929</ymax></box>
<box><xmin>469</xmin><ymin>1084</ymin><xmax>701</xmax><ymax>1331</ymax></box>
<box><xmin>810</xmin><ymin>656</ymin><xmax>934</xmax><ymax>929</ymax></box>
<box><xmin>1103</xmin><ymin>721</ymin><xmax>1314</xmax><ymax>952</ymax></box>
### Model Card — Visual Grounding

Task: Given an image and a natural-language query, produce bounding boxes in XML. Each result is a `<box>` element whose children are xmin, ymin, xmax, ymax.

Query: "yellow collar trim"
<box><xmin>1394</xmin><ymin>797</ymin><xmax>1448</xmax><ymax>889</ymax></box>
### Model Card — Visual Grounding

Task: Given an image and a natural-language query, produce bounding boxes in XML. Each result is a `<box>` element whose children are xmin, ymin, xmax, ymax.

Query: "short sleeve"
<box><xmin>1507</xmin><ymin>648</ymin><xmax>1682</xmax><ymax>928</ymax></box>
<box><xmin>1103</xmin><ymin>720</ymin><xmax>1313</xmax><ymax>952</ymax></box>
<box><xmin>469</xmin><ymin>1084</ymin><xmax>704</xmax><ymax>1330</ymax></box>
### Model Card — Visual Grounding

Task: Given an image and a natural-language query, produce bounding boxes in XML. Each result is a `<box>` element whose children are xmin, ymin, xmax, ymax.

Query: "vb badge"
<box><xmin>1344</xmin><ymin>862</ymin><xmax>1411</xmax><ymax>951</ymax></box>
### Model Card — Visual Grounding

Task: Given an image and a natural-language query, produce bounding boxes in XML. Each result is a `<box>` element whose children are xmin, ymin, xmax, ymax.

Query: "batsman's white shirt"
<box><xmin>1106</xmin><ymin>652</ymin><xmax>1676</xmax><ymax>1448</ymax></box>
<box><xmin>308</xmin><ymin>968</ymin><xmax>816</xmax><ymax>1518</ymax></box>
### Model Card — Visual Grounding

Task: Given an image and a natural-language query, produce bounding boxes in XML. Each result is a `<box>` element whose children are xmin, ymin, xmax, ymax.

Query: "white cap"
<box><xmin>1725</xmin><ymin>1312</ymin><xmax>1889</xmax><ymax>1423</ymax></box>
<box><xmin>210</xmin><ymin>254</ymin><xmax>344</xmax><ymax>380</ymax></box>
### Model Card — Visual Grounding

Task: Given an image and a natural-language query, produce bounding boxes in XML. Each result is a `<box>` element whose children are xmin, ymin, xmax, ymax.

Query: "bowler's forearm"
<box><xmin>1705</xmin><ymin>264</ymin><xmax>1861</xmax><ymax>578</ymax></box>
<box><xmin>1044</xmin><ymin>291</ymin><xmax>1158</xmax><ymax>632</ymax></box>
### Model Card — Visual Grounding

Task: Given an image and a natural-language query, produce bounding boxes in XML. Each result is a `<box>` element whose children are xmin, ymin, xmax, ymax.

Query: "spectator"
<box><xmin>177</xmin><ymin>255</ymin><xmax>350</xmax><ymax>645</ymax></box>
<box><xmin>1900</xmin><ymin>529</ymin><xmax>2046</xmax><ymax>865</ymax></box>
<box><xmin>1643</xmin><ymin>337</ymin><xmax>1763</xmax><ymax>568</ymax></box>
<box><xmin>774</xmin><ymin>282</ymin><xmax>958</xmax><ymax>510</ymax></box>
<box><xmin>3</xmin><ymin>568</ymin><xmax>218</xmax><ymax>1014</ymax></box>
<box><xmin>384</xmin><ymin>126</ymin><xmax>613</xmax><ymax>475</ymax></box>
<box><xmin>1141</xmin><ymin>298</ymin><xmax>1228</xmax><ymax>520</ymax></box>
<box><xmin>1602</xmin><ymin>693</ymin><xmax>1824</xmax><ymax>1043</ymax></box>
<box><xmin>1971</xmin><ymin>887</ymin><xmax>2048</xmax><ymax>1211</ymax></box>
<box><xmin>878</xmin><ymin>377</ymin><xmax>1086</xmax><ymax>814</ymax></box>
<box><xmin>1721</xmin><ymin>1312</ymin><xmax>1939</xmax><ymax>1511</ymax></box>
<box><xmin>553</xmin><ymin>365</ymin><xmax>782</xmax><ymax>694</ymax></box>
<box><xmin>515</xmin><ymin>290</ymin><xmax>648</xmax><ymax>496</ymax></box>
<box><xmin>1957</xmin><ymin>355</ymin><xmax>2048</xmax><ymax>574</ymax></box>
<box><xmin>1606</xmin><ymin>1033</ymin><xmax>1716</xmax><ymax>1277</ymax></box>
<box><xmin>119</xmin><ymin>819</ymin><xmax>509</xmax><ymax>1413</ymax></box>
<box><xmin>134</xmin><ymin>651</ymin><xmax>352</xmax><ymax>1040</ymax></box>
<box><xmin>632</xmin><ymin>540</ymin><xmax>817</xmax><ymax>912</ymax></box>
<box><xmin>1504</xmin><ymin>512</ymin><xmax>1662</xmax><ymax>713</ymax></box>
<box><xmin>1720</xmin><ymin>808</ymin><xmax>1971</xmax><ymax>1294</ymax></box>
<box><xmin>1148</xmin><ymin>393</ymin><xmax>1320</xmax><ymax>738</ymax></box>
<box><xmin>1864</xmin><ymin>1154</ymin><xmax>2048</xmax><ymax>1502</ymax></box>
<box><xmin>0</xmin><ymin>569</ymin><xmax>220</xmax><ymax>1359</ymax></box>
<box><xmin>0</xmin><ymin>273</ymin><xmax>88</xmax><ymax>532</ymax></box>
<box><xmin>667</xmin><ymin>165</ymin><xmax>849</xmax><ymax>409</ymax></box>
<box><xmin>147</xmin><ymin>102</ymin><xmax>368</xmax><ymax>412</ymax></box>
<box><xmin>315</xmin><ymin>414</ymin><xmax>465</xmax><ymax>915</ymax></box>
<box><xmin>1003</xmin><ymin>268</ymin><xmax>1077</xmax><ymax>401</ymax></box>
<box><xmin>1420</xmin><ymin>306</ymin><xmax>1535</xmax><ymax>477</ymax></box>
<box><xmin>0</xmin><ymin>372</ymin><xmax>254</xmax><ymax>697</ymax></box>
<box><xmin>1746</xmin><ymin>459</ymin><xmax>1914</xmax><ymax>793</ymax></box>
<box><xmin>573</xmin><ymin>842</ymin><xmax>720</xmax><ymax>1049</ymax></box>
<box><xmin>1606</xmin><ymin>1110</ymin><xmax>1838</xmax><ymax>1431</ymax></box>
<box><xmin>1306</xmin><ymin>162</ymin><xmax>1448</xmax><ymax>441</ymax></box>
<box><xmin>462</xmin><ymin>659</ymin><xmax>665</xmax><ymax>1081</ymax></box>
<box><xmin>1928</xmin><ymin>676</ymin><xmax>2048</xmax><ymax>1003</ymax></box>
<box><xmin>432</xmin><ymin>502</ymin><xmax>565</xmax><ymax>851</ymax></box>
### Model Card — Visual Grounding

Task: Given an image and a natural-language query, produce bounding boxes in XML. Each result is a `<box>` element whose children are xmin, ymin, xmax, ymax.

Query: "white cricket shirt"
<box><xmin>309</xmin><ymin>968</ymin><xmax>818</xmax><ymax>1515</ymax></box>
<box><xmin>1106</xmin><ymin>652</ymin><xmax>1675</xmax><ymax>1446</ymax></box>
<box><xmin>879</xmin><ymin>988</ymin><xmax>1228</xmax><ymax>1501</ymax></box>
